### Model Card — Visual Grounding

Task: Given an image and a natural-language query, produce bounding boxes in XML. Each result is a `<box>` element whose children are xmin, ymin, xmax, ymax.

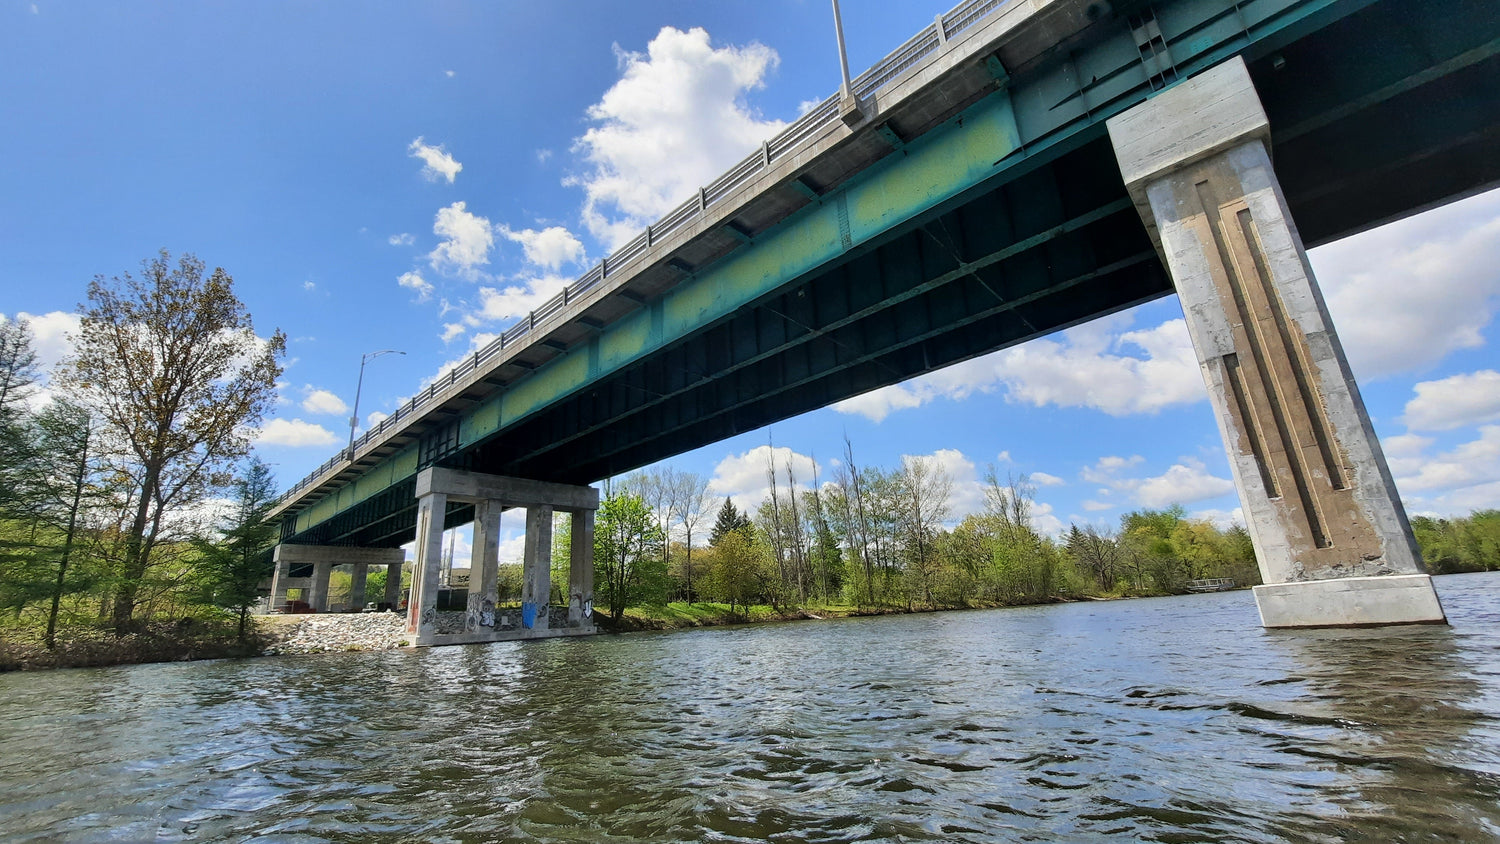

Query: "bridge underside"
<box><xmin>290</xmin><ymin>0</ymin><xmax>1499</xmax><ymax>549</ymax></box>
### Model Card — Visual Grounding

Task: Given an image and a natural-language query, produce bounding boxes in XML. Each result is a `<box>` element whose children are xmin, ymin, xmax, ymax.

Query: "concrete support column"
<box><xmin>1107</xmin><ymin>57</ymin><xmax>1444</xmax><ymax>628</ymax></box>
<box><xmin>568</xmin><ymin>509</ymin><xmax>595</xmax><ymax>628</ymax></box>
<box><xmin>268</xmin><ymin>552</ymin><xmax>289</xmax><ymax>612</ymax></box>
<box><xmin>466</xmin><ymin>499</ymin><xmax>502</xmax><ymax>632</ymax></box>
<box><xmin>348</xmin><ymin>563</ymin><xmax>368</xmax><ymax>611</ymax></box>
<box><xmin>408</xmin><ymin>491</ymin><xmax>448</xmax><ymax>643</ymax></box>
<box><xmin>522</xmin><ymin>505</ymin><xmax>553</xmax><ymax>630</ymax></box>
<box><xmin>309</xmin><ymin>562</ymin><xmax>333</xmax><ymax>612</ymax></box>
<box><xmin>384</xmin><ymin>561</ymin><xmax>403</xmax><ymax>609</ymax></box>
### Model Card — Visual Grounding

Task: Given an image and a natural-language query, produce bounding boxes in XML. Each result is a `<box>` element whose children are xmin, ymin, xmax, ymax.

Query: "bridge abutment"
<box><xmin>1107</xmin><ymin>57</ymin><xmax>1445</xmax><ymax>628</ymax></box>
<box><xmin>408</xmin><ymin>467</ymin><xmax>600</xmax><ymax>646</ymax></box>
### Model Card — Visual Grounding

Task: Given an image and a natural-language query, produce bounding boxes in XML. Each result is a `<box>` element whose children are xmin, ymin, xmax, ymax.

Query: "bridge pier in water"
<box><xmin>1107</xmin><ymin>58</ymin><xmax>1445</xmax><ymax>629</ymax></box>
<box><xmin>408</xmin><ymin>467</ymin><xmax>598</xmax><ymax>646</ymax></box>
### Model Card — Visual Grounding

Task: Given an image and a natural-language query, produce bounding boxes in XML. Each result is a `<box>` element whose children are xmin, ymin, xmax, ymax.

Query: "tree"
<box><xmin>593</xmin><ymin>491</ymin><xmax>667</xmax><ymax>622</ymax></box>
<box><xmin>33</xmin><ymin>401</ymin><xmax>99</xmax><ymax>649</ymax></box>
<box><xmin>195</xmin><ymin>457</ymin><xmax>277</xmax><ymax>642</ymax></box>
<box><xmin>0</xmin><ymin>317</ymin><xmax>39</xmax><ymax>518</ymax></box>
<box><xmin>896</xmin><ymin>453</ymin><xmax>953</xmax><ymax>606</ymax></box>
<box><xmin>59</xmin><ymin>251</ymin><xmax>285</xmax><ymax>634</ymax></box>
<box><xmin>668</xmin><ymin>471</ymin><xmax>709</xmax><ymax>604</ymax></box>
<box><xmin>709</xmin><ymin>497</ymin><xmax>752</xmax><ymax>546</ymax></box>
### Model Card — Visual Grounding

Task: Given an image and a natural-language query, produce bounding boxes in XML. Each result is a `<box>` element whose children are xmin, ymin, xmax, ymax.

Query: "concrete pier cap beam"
<box><xmin>1106</xmin><ymin>57</ymin><xmax>1445</xmax><ymax>629</ymax></box>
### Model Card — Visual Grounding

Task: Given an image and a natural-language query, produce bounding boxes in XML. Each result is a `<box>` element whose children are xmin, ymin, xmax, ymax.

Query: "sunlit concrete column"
<box><xmin>348</xmin><ymin>563</ymin><xmax>368</xmax><ymax>611</ymax></box>
<box><xmin>268</xmin><ymin>551</ymin><xmax>289</xmax><ymax>612</ymax></box>
<box><xmin>309</xmin><ymin>562</ymin><xmax>333</xmax><ymax>612</ymax></box>
<box><xmin>408</xmin><ymin>491</ymin><xmax>448</xmax><ymax>644</ymax></box>
<box><xmin>466</xmin><ymin>499</ymin><xmax>502</xmax><ymax>632</ymax></box>
<box><xmin>384</xmin><ymin>561</ymin><xmax>403</xmax><ymax>609</ymax></box>
<box><xmin>522</xmin><ymin>505</ymin><xmax>553</xmax><ymax>630</ymax></box>
<box><xmin>1107</xmin><ymin>57</ymin><xmax>1444</xmax><ymax>628</ymax></box>
<box><xmin>568</xmin><ymin>509</ymin><xmax>595</xmax><ymax>628</ymax></box>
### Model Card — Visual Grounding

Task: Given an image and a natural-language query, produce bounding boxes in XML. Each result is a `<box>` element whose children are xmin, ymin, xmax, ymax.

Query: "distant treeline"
<box><xmin>1412</xmin><ymin>512</ymin><xmax>1500</xmax><ymax>574</ymax></box>
<box><xmin>585</xmin><ymin>444</ymin><xmax>1265</xmax><ymax>623</ymax></box>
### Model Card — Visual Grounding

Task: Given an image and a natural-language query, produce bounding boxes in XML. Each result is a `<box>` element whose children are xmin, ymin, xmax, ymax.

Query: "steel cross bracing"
<box><xmin>275</xmin><ymin>0</ymin><xmax>1500</xmax><ymax>549</ymax></box>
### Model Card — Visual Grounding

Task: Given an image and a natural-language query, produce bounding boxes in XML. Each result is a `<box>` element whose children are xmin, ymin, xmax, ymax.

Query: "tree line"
<box><xmin>1</xmin><ymin>251</ymin><xmax>284</xmax><ymax>657</ymax></box>
<box><xmin>587</xmin><ymin>441</ymin><xmax>1269</xmax><ymax>623</ymax></box>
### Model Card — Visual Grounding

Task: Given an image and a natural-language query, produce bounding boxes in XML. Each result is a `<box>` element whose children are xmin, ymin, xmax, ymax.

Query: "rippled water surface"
<box><xmin>3</xmin><ymin>572</ymin><xmax>1499</xmax><ymax>842</ymax></box>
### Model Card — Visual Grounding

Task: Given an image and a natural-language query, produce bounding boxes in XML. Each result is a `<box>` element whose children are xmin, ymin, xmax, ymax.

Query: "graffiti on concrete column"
<box><xmin>521</xmin><ymin>601</ymin><xmax>537</xmax><ymax>629</ymax></box>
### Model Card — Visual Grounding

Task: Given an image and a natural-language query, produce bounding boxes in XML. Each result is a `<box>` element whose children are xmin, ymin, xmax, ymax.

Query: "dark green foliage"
<box><xmin>1412</xmin><ymin>511</ymin><xmax>1500</xmax><ymax>574</ymax></box>
<box><xmin>709</xmin><ymin>497</ymin><xmax>752</xmax><ymax>546</ymax></box>
<box><xmin>594</xmin><ymin>491</ymin><xmax>667</xmax><ymax>622</ymax></box>
<box><xmin>193</xmin><ymin>458</ymin><xmax>278</xmax><ymax>641</ymax></box>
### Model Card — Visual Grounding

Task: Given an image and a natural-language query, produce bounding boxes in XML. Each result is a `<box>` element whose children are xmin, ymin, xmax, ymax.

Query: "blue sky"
<box><xmin>4</xmin><ymin>0</ymin><xmax>1499</xmax><ymax>562</ymax></box>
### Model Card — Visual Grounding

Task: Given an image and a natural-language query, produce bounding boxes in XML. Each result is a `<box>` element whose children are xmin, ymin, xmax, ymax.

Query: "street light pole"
<box><xmin>348</xmin><ymin>349</ymin><xmax>405</xmax><ymax>461</ymax></box>
<box><xmin>831</xmin><ymin>0</ymin><xmax>853</xmax><ymax>98</ymax></box>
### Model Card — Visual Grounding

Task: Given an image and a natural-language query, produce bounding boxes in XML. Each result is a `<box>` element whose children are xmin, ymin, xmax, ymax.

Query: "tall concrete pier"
<box><xmin>1107</xmin><ymin>58</ymin><xmax>1445</xmax><ymax>628</ymax></box>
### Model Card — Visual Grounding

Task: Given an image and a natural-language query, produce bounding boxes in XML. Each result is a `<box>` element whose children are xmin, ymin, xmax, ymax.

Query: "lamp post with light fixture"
<box><xmin>348</xmin><ymin>349</ymin><xmax>405</xmax><ymax>461</ymax></box>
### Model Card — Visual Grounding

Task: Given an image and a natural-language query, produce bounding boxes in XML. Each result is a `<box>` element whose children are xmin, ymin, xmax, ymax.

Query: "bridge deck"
<box><xmin>271</xmin><ymin>0</ymin><xmax>1500</xmax><ymax>548</ymax></box>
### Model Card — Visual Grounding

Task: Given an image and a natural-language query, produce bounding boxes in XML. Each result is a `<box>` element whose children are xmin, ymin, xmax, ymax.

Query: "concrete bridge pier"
<box><xmin>408</xmin><ymin>467</ymin><xmax>600</xmax><ymax>646</ymax></box>
<box><xmin>1107</xmin><ymin>57</ymin><xmax>1445</xmax><ymax>628</ymax></box>
<box><xmin>271</xmin><ymin>545</ymin><xmax>406</xmax><ymax>612</ymax></box>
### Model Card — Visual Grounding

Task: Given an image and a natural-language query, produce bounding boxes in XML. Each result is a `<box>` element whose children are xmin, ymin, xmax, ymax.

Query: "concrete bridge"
<box><xmin>267</xmin><ymin>0</ymin><xmax>1499</xmax><ymax>643</ymax></box>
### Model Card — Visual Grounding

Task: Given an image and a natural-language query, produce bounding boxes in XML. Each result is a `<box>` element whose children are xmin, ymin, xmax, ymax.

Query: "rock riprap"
<box><xmin>262</xmin><ymin>612</ymin><xmax>410</xmax><ymax>655</ymax></box>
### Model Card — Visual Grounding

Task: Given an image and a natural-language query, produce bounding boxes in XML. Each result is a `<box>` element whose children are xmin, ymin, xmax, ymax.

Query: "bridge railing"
<box><xmin>277</xmin><ymin>0</ymin><xmax>1008</xmax><ymax>505</ymax></box>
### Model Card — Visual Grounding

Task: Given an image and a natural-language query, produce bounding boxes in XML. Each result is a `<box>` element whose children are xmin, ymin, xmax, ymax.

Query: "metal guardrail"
<box><xmin>278</xmin><ymin>0</ymin><xmax>1011</xmax><ymax>505</ymax></box>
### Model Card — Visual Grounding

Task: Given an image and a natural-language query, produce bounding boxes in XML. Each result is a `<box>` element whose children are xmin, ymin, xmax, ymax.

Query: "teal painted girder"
<box><xmin>283</xmin><ymin>0</ymin><xmax>1500</xmax><ymax>548</ymax></box>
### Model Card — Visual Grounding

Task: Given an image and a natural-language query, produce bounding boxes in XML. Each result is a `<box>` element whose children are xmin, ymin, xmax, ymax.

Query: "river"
<box><xmin>3</xmin><ymin>572</ymin><xmax>1498</xmax><ymax>842</ymax></box>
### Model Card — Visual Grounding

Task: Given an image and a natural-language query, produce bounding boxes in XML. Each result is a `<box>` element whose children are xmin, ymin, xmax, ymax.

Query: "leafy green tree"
<box><xmin>194</xmin><ymin>458</ymin><xmax>277</xmax><ymax>642</ymax></box>
<box><xmin>59</xmin><ymin>251</ymin><xmax>285</xmax><ymax>634</ymax></box>
<box><xmin>593</xmin><ymin>491</ymin><xmax>667</xmax><ymax>622</ymax></box>
<box><xmin>33</xmin><ymin>401</ymin><xmax>101</xmax><ymax>649</ymax></box>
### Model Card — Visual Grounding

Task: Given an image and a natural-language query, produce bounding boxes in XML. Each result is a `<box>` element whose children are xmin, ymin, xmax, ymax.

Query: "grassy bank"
<box><xmin>590</xmin><ymin>596</ymin><xmax>1104</xmax><ymax>634</ymax></box>
<box><xmin>0</xmin><ymin>616</ymin><xmax>271</xmax><ymax>671</ymax></box>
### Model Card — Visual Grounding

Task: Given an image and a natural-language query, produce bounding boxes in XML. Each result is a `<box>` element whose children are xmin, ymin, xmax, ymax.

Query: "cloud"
<box><xmin>398</xmin><ymin>270</ymin><xmax>434</xmax><ymax>302</ymax></box>
<box><xmin>706</xmin><ymin>444</ymin><xmax>819</xmax><ymax>513</ymax></box>
<box><xmin>1394</xmin><ymin>425</ymin><xmax>1500</xmax><ymax>494</ymax></box>
<box><xmin>476</xmin><ymin>274</ymin><xmax>572</xmax><ymax>322</ymax></box>
<box><xmin>1031</xmin><ymin>471</ymin><xmax>1065</xmax><ymax>487</ymax></box>
<box><xmin>500</xmin><ymin>225</ymin><xmax>585</xmax><ymax>271</ymax></box>
<box><xmin>445</xmin><ymin>70</ymin><xmax>456</xmax><ymax>78</ymax></box>
<box><xmin>569</xmin><ymin>26</ymin><xmax>786</xmax><ymax>248</ymax></box>
<box><xmin>300</xmin><ymin>387</ymin><xmax>348</xmax><ymax>416</ymax></box>
<box><xmin>536</xmin><ymin>149</ymin><xmax>553</xmax><ymax>164</ymax></box>
<box><xmin>1082</xmin><ymin>454</ymin><xmax>1234</xmax><ymax>508</ymax></box>
<box><xmin>440</xmin><ymin>322</ymin><xmax>467</xmax><ymax>343</ymax></box>
<box><xmin>1082</xmin><ymin>500</ymin><xmax>1113</xmax><ymax>512</ymax></box>
<box><xmin>1401</xmin><ymin>370</ymin><xmax>1500</xmax><ymax>431</ymax></box>
<box><xmin>834</xmin><ymin>315</ymin><xmax>1204</xmax><ymax>422</ymax></box>
<box><xmin>1311</xmin><ymin>188</ymin><xmax>1500</xmax><ymax>379</ymax></box>
<box><xmin>10</xmin><ymin>310</ymin><xmax>78</xmax><ymax>378</ymax></box>
<box><xmin>258</xmin><ymin>418</ymin><xmax>340</xmax><ymax>448</ymax></box>
<box><xmin>408</xmin><ymin>137</ymin><xmax>463</xmax><ymax>184</ymax></box>
<box><xmin>389</xmin><ymin>233</ymin><xmax>415</xmax><ymax>246</ymax></box>
<box><xmin>1187</xmin><ymin>507</ymin><xmax>1246</xmax><ymax>530</ymax></box>
<box><xmin>427</xmin><ymin>201</ymin><xmax>494</xmax><ymax>277</ymax></box>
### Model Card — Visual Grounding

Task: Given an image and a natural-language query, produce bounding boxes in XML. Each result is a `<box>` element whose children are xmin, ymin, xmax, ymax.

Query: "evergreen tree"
<box><xmin>194</xmin><ymin>457</ymin><xmax>278</xmax><ymax>642</ymax></box>
<box><xmin>709</xmin><ymin>497</ymin><xmax>752</xmax><ymax>546</ymax></box>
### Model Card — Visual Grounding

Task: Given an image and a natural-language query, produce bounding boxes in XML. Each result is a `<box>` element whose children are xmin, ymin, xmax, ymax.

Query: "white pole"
<box><xmin>832</xmin><ymin>0</ymin><xmax>853</xmax><ymax>98</ymax></box>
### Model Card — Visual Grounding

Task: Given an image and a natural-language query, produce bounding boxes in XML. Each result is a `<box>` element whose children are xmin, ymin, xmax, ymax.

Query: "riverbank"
<box><xmin>1</xmin><ymin>591</ymin><xmax>1180</xmax><ymax>670</ymax></box>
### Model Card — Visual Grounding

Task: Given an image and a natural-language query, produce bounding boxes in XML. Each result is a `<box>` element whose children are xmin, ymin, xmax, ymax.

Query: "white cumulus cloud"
<box><xmin>476</xmin><ymin>274</ymin><xmax>572</xmax><ymax>322</ymax></box>
<box><xmin>258</xmin><ymin>418</ymin><xmax>340</xmax><ymax>448</ymax></box>
<box><xmin>1401</xmin><ymin>369</ymin><xmax>1500</xmax><ymax>431</ymax></box>
<box><xmin>706</xmin><ymin>444</ymin><xmax>819</xmax><ymax>513</ymax></box>
<box><xmin>1082</xmin><ymin>454</ymin><xmax>1234</xmax><ymax>508</ymax></box>
<box><xmin>428</xmin><ymin>201</ymin><xmax>494</xmax><ymax>277</ymax></box>
<box><xmin>300</xmin><ymin>387</ymin><xmax>348</xmax><ymax>416</ymax></box>
<box><xmin>398</xmin><ymin>270</ymin><xmax>434</xmax><ymax>302</ymax></box>
<box><xmin>833</xmin><ymin>315</ymin><xmax>1204</xmax><ymax>422</ymax></box>
<box><xmin>569</xmin><ymin>26</ymin><xmax>786</xmax><ymax>248</ymax></box>
<box><xmin>408</xmin><ymin>137</ymin><xmax>463</xmax><ymax>184</ymax></box>
<box><xmin>501</xmin><ymin>225</ymin><xmax>586</xmax><ymax>271</ymax></box>
<box><xmin>389</xmin><ymin>233</ymin><xmax>414</xmax><ymax>246</ymax></box>
<box><xmin>1312</xmin><ymin>188</ymin><xmax>1500</xmax><ymax>379</ymax></box>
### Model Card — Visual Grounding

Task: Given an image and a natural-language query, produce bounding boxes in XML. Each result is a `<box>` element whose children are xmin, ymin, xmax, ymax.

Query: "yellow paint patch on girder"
<box><xmin>598</xmin><ymin>310</ymin><xmax>651</xmax><ymax>371</ymax></box>
<box><xmin>502</xmin><ymin>347</ymin><xmax>590</xmax><ymax>422</ymax></box>
<box><xmin>848</xmin><ymin>98</ymin><xmax>1020</xmax><ymax>243</ymax></box>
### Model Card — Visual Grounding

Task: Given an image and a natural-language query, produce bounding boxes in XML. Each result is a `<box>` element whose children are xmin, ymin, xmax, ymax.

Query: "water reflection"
<box><xmin>1258</xmin><ymin>618</ymin><xmax>1500</xmax><ymax>840</ymax></box>
<box><xmin>1</xmin><ymin>574</ymin><xmax>1498</xmax><ymax>842</ymax></box>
